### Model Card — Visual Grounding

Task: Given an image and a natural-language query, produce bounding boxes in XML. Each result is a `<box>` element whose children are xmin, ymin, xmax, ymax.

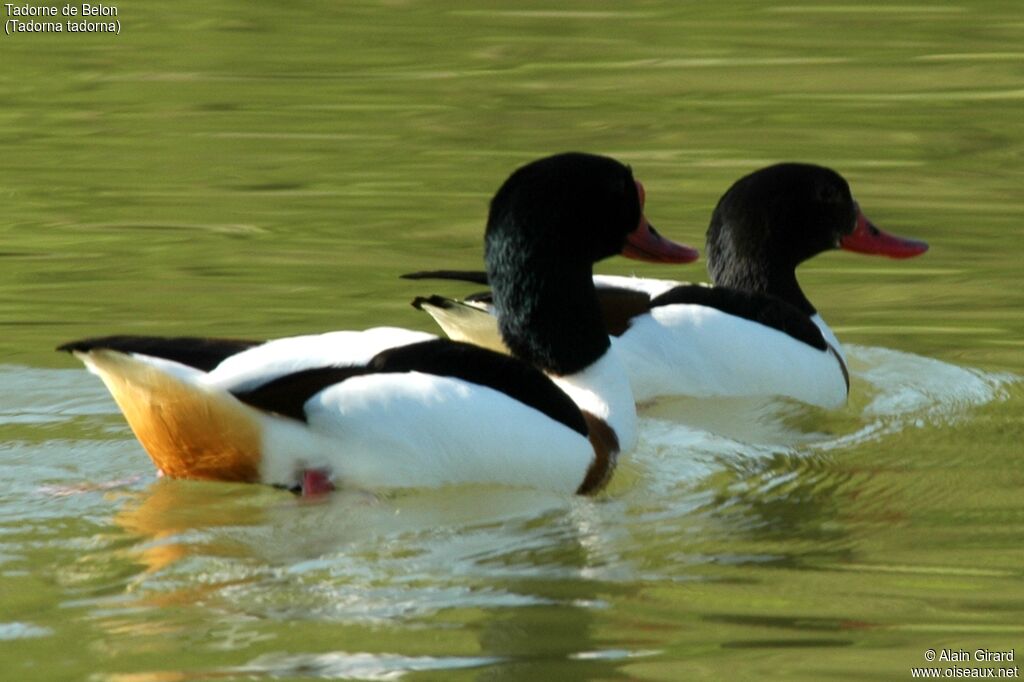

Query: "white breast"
<box><xmin>550</xmin><ymin>350</ymin><xmax>638</xmax><ymax>452</ymax></box>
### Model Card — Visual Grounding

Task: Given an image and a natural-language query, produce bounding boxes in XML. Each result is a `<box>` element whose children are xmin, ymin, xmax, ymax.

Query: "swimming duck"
<box><xmin>404</xmin><ymin>163</ymin><xmax>928</xmax><ymax>409</ymax></box>
<box><xmin>58</xmin><ymin>152</ymin><xmax>695</xmax><ymax>496</ymax></box>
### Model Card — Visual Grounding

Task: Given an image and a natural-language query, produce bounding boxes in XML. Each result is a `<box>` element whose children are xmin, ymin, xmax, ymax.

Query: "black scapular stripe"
<box><xmin>233</xmin><ymin>338</ymin><xmax>590</xmax><ymax>436</ymax></box>
<box><xmin>233</xmin><ymin>365</ymin><xmax>374</xmax><ymax>421</ymax></box>
<box><xmin>649</xmin><ymin>285</ymin><xmax>828</xmax><ymax>351</ymax></box>
<box><xmin>593</xmin><ymin>287</ymin><xmax>653</xmax><ymax>336</ymax></box>
<box><xmin>57</xmin><ymin>335</ymin><xmax>261</xmax><ymax>371</ymax></box>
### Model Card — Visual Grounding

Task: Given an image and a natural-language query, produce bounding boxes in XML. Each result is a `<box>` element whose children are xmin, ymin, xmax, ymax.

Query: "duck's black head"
<box><xmin>488</xmin><ymin>152</ymin><xmax>638</xmax><ymax>267</ymax></box>
<box><xmin>708</xmin><ymin>163</ymin><xmax>856</xmax><ymax>283</ymax></box>
<box><xmin>485</xmin><ymin>152</ymin><xmax>696</xmax><ymax>374</ymax></box>
<box><xmin>706</xmin><ymin>163</ymin><xmax>927</xmax><ymax>314</ymax></box>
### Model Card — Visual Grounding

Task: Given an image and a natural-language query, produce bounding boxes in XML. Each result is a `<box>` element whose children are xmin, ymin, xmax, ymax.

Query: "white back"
<box><xmin>207</xmin><ymin>327</ymin><xmax>435</xmax><ymax>393</ymax></box>
<box><xmin>592</xmin><ymin>274</ymin><xmax>686</xmax><ymax>299</ymax></box>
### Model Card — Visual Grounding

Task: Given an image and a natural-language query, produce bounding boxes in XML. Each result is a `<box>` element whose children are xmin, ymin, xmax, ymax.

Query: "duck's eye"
<box><xmin>817</xmin><ymin>183</ymin><xmax>841</xmax><ymax>203</ymax></box>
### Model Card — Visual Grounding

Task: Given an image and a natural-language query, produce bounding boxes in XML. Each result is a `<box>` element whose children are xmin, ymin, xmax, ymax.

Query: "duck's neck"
<box><xmin>490</xmin><ymin>257</ymin><xmax>609</xmax><ymax>376</ymax></box>
<box><xmin>489</xmin><ymin>254</ymin><xmax>637</xmax><ymax>449</ymax></box>
<box><xmin>708</xmin><ymin>246</ymin><xmax>816</xmax><ymax>315</ymax></box>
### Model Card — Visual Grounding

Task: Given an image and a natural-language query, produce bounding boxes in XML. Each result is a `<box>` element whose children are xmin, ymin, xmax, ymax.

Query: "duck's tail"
<box><xmin>410</xmin><ymin>295</ymin><xmax>508</xmax><ymax>354</ymax></box>
<box><xmin>60</xmin><ymin>342</ymin><xmax>263</xmax><ymax>482</ymax></box>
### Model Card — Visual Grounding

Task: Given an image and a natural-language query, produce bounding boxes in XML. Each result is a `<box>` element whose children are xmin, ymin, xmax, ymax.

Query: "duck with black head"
<box><xmin>405</xmin><ymin>162</ymin><xmax>928</xmax><ymax>409</ymax></box>
<box><xmin>58</xmin><ymin>152</ymin><xmax>696</xmax><ymax>496</ymax></box>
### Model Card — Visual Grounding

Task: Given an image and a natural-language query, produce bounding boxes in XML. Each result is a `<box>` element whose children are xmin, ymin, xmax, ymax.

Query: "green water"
<box><xmin>2</xmin><ymin>2</ymin><xmax>1022</xmax><ymax>680</ymax></box>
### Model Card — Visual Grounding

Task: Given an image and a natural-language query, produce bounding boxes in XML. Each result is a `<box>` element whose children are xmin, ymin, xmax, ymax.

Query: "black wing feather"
<box><xmin>233</xmin><ymin>366</ymin><xmax>372</xmax><ymax>421</ymax></box>
<box><xmin>232</xmin><ymin>339</ymin><xmax>589</xmax><ymax>436</ymax></box>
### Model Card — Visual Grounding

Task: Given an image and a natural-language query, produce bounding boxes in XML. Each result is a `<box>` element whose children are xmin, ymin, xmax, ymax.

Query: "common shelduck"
<box><xmin>404</xmin><ymin>163</ymin><xmax>928</xmax><ymax>409</ymax></box>
<box><xmin>58</xmin><ymin>152</ymin><xmax>696</xmax><ymax>495</ymax></box>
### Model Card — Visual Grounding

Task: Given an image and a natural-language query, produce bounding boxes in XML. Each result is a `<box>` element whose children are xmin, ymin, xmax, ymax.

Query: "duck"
<box><xmin>58</xmin><ymin>152</ymin><xmax>697</xmax><ymax>496</ymax></box>
<box><xmin>403</xmin><ymin>162</ymin><xmax>928</xmax><ymax>409</ymax></box>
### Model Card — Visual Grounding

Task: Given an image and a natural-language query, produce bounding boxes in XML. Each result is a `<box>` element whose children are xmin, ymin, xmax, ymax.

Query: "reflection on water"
<box><xmin>229</xmin><ymin>651</ymin><xmax>502</xmax><ymax>680</ymax></box>
<box><xmin>3</xmin><ymin>0</ymin><xmax>1024</xmax><ymax>679</ymax></box>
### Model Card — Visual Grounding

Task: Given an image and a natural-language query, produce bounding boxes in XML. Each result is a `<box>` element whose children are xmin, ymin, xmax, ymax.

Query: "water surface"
<box><xmin>1</xmin><ymin>2</ymin><xmax>1022</xmax><ymax>680</ymax></box>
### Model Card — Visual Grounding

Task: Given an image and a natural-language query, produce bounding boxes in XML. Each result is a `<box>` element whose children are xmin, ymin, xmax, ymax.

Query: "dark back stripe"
<box><xmin>595</xmin><ymin>287</ymin><xmax>653</xmax><ymax>336</ymax></box>
<box><xmin>649</xmin><ymin>285</ymin><xmax>828</xmax><ymax>351</ymax></box>
<box><xmin>233</xmin><ymin>366</ymin><xmax>373</xmax><ymax>421</ymax></box>
<box><xmin>232</xmin><ymin>339</ymin><xmax>590</xmax><ymax>437</ymax></box>
<box><xmin>371</xmin><ymin>339</ymin><xmax>589</xmax><ymax>435</ymax></box>
<box><xmin>57</xmin><ymin>335</ymin><xmax>261</xmax><ymax>372</ymax></box>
